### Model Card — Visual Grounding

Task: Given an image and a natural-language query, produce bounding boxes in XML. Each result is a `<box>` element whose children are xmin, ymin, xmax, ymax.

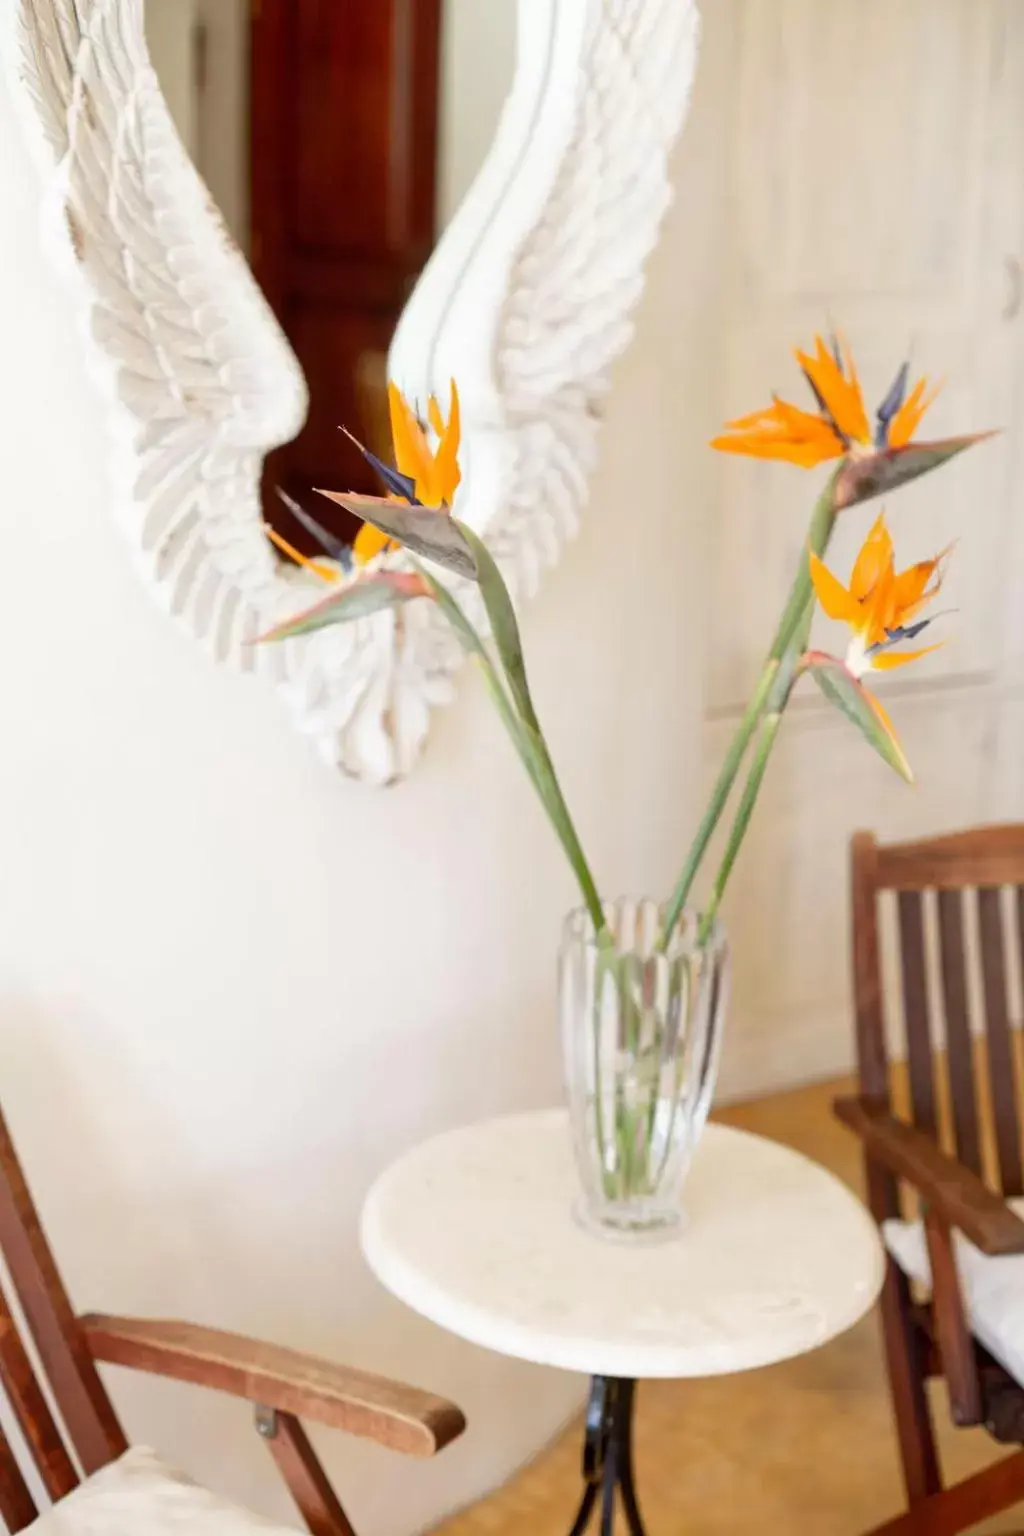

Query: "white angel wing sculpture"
<box><xmin>7</xmin><ymin>0</ymin><xmax>431</xmax><ymax>782</ymax></box>
<box><xmin>392</xmin><ymin>0</ymin><xmax>701</xmax><ymax>683</ymax></box>
<box><xmin>493</xmin><ymin>0</ymin><xmax>702</xmax><ymax>592</ymax></box>
<box><xmin>8</xmin><ymin>0</ymin><xmax>700</xmax><ymax>783</ymax></box>
<box><xmin>11</xmin><ymin>0</ymin><xmax>307</xmax><ymax>665</ymax></box>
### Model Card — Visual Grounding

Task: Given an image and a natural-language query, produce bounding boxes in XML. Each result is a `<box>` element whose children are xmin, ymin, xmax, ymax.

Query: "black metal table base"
<box><xmin>568</xmin><ymin>1377</ymin><xmax>646</xmax><ymax>1535</ymax></box>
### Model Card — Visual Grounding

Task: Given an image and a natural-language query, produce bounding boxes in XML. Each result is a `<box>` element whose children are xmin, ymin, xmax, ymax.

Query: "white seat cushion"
<box><xmin>26</xmin><ymin>1447</ymin><xmax>303</xmax><ymax>1536</ymax></box>
<box><xmin>884</xmin><ymin>1198</ymin><xmax>1024</xmax><ymax>1388</ymax></box>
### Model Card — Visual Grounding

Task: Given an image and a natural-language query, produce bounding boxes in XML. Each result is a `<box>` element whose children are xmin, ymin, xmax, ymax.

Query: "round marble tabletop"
<box><xmin>360</xmin><ymin>1109</ymin><xmax>885</xmax><ymax>1381</ymax></box>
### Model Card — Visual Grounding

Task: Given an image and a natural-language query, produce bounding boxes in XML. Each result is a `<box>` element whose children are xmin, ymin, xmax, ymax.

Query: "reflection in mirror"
<box><xmin>146</xmin><ymin>0</ymin><xmax>517</xmax><ymax>556</ymax></box>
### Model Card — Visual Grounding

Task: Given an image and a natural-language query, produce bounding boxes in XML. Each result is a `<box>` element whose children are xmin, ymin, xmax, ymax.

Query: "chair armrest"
<box><xmin>80</xmin><ymin>1315</ymin><xmax>465</xmax><ymax>1458</ymax></box>
<box><xmin>923</xmin><ymin>1207</ymin><xmax>982</xmax><ymax>1424</ymax></box>
<box><xmin>834</xmin><ymin>1095</ymin><xmax>1024</xmax><ymax>1256</ymax></box>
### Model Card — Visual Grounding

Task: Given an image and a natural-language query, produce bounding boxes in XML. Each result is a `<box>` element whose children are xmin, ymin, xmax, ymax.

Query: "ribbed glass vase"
<box><xmin>559</xmin><ymin>899</ymin><xmax>730</xmax><ymax>1241</ymax></box>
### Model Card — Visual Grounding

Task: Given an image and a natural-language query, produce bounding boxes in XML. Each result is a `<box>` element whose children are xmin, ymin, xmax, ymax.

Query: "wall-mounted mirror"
<box><xmin>14</xmin><ymin>0</ymin><xmax>695</xmax><ymax>779</ymax></box>
<box><xmin>146</xmin><ymin>0</ymin><xmax>518</xmax><ymax>553</ymax></box>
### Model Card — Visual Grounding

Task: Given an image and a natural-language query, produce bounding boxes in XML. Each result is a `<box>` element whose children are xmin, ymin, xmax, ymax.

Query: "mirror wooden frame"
<box><xmin>6</xmin><ymin>0</ymin><xmax>700</xmax><ymax>783</ymax></box>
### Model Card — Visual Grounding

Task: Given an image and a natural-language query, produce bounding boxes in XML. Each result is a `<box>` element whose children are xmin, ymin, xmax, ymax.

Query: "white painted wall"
<box><xmin>703</xmin><ymin>0</ymin><xmax>1024</xmax><ymax>1099</ymax></box>
<box><xmin>438</xmin><ymin>0</ymin><xmax>518</xmax><ymax>228</ymax></box>
<box><xmin>0</xmin><ymin>9</ymin><xmax>723</xmax><ymax>1535</ymax></box>
<box><xmin>145</xmin><ymin>0</ymin><xmax>197</xmax><ymax>154</ymax></box>
<box><xmin>193</xmin><ymin>0</ymin><xmax>249</xmax><ymax>249</ymax></box>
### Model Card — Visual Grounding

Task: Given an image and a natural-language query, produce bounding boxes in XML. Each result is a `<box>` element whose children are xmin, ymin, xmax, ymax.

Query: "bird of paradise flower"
<box><xmin>712</xmin><ymin>334</ymin><xmax>940</xmax><ymax>466</ymax></box>
<box><xmin>258</xmin><ymin>334</ymin><xmax>992</xmax><ymax>950</ymax></box>
<box><xmin>803</xmin><ymin>512</ymin><xmax>951</xmax><ymax>785</ymax></box>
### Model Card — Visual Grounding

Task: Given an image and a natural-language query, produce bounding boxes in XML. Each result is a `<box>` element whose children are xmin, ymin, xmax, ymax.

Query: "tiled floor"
<box><xmin>437</xmin><ymin>1075</ymin><xmax>1024</xmax><ymax>1535</ymax></box>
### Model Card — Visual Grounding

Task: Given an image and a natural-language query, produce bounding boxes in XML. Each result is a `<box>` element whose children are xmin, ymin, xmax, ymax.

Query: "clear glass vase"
<box><xmin>559</xmin><ymin>899</ymin><xmax>730</xmax><ymax>1241</ymax></box>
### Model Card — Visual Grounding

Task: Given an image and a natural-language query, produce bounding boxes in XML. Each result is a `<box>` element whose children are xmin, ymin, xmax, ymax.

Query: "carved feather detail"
<box><xmin>492</xmin><ymin>0</ymin><xmax>701</xmax><ymax>591</ymax></box>
<box><xmin>8</xmin><ymin>0</ymin><xmax>699</xmax><ymax>782</ymax></box>
<box><xmin>390</xmin><ymin>0</ymin><xmax>701</xmax><ymax>739</ymax></box>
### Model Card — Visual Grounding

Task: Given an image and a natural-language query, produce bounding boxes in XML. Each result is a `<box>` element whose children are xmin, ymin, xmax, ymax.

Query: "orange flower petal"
<box><xmin>713</xmin><ymin>409</ymin><xmax>841</xmax><ymax>462</ymax></box>
<box><xmin>386</xmin><ymin>381</ymin><xmax>462</xmax><ymax>508</ymax></box>
<box><xmin>864</xmin><ymin>557</ymin><xmax>896</xmax><ymax>648</ymax></box>
<box><xmin>769</xmin><ymin>396</ymin><xmax>846</xmax><ymax>446</ymax></box>
<box><xmin>795</xmin><ymin>334</ymin><xmax>871</xmax><ymax>446</ymax></box>
<box><xmin>871</xmin><ymin>642</ymin><xmax>946</xmax><ymax>672</ymax></box>
<box><xmin>710</xmin><ymin>434</ymin><xmax>843</xmax><ymax>466</ymax></box>
<box><xmin>849</xmin><ymin>512</ymin><xmax>894</xmax><ymax>602</ymax></box>
<box><xmin>712</xmin><ymin>394</ymin><xmax>845</xmax><ymax>465</ymax></box>
<box><xmin>721</xmin><ymin>406</ymin><xmax>784</xmax><ymax>433</ymax></box>
<box><xmin>891</xmin><ymin>544</ymin><xmax>951</xmax><ymax>628</ymax></box>
<box><xmin>388</xmin><ymin>383</ymin><xmax>436</xmax><ymax>503</ymax></box>
<box><xmin>353</xmin><ymin>522</ymin><xmax>393</xmax><ymax>564</ymax></box>
<box><xmin>891</xmin><ymin>557</ymin><xmax>937</xmax><ymax>612</ymax></box>
<box><xmin>889</xmin><ymin>376</ymin><xmax>942</xmax><ymax>449</ymax></box>
<box><xmin>838</xmin><ymin>334</ymin><xmax>872</xmax><ymax>445</ymax></box>
<box><xmin>809</xmin><ymin>551</ymin><xmax>862</xmax><ymax>623</ymax></box>
<box><xmin>891</xmin><ymin>546</ymin><xmax>950</xmax><ymax>624</ymax></box>
<box><xmin>265</xmin><ymin>524</ymin><xmax>339</xmax><ymax>584</ymax></box>
<box><xmin>432</xmin><ymin>379</ymin><xmax>462</xmax><ymax>506</ymax></box>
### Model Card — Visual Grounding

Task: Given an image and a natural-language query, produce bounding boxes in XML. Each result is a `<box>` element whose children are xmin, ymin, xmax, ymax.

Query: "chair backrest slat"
<box><xmin>898</xmin><ymin>890</ymin><xmax>937</xmax><ymax>1136</ymax></box>
<box><xmin>0</xmin><ymin>1108</ymin><xmax>125</xmax><ymax>1476</ymax></box>
<box><xmin>851</xmin><ymin>833</ymin><xmax>888</xmax><ymax>1100</ymax></box>
<box><xmin>853</xmin><ymin>826</ymin><xmax>1024</xmax><ymax>1202</ymax></box>
<box><xmin>937</xmin><ymin>889</ymin><xmax>982</xmax><ymax>1175</ymax></box>
<box><xmin>0</xmin><ymin>1431</ymin><xmax>38</xmax><ymax>1534</ymax></box>
<box><xmin>978</xmin><ymin>886</ymin><xmax>1024</xmax><ymax>1195</ymax></box>
<box><xmin>0</xmin><ymin>1290</ymin><xmax>78</xmax><ymax>1501</ymax></box>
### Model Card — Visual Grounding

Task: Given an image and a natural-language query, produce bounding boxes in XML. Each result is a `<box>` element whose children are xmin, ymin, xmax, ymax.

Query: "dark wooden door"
<box><xmin>251</xmin><ymin>0</ymin><xmax>442</xmax><ymax>546</ymax></box>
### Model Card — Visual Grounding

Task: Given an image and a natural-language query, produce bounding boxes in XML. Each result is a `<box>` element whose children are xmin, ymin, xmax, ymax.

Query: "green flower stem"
<box><xmin>454</xmin><ymin>525</ymin><xmax>608</xmax><ymax>938</ymax></box>
<box><xmin>660</xmin><ymin>464</ymin><xmax>844</xmax><ymax>949</ymax></box>
<box><xmin>767</xmin><ymin>464</ymin><xmax>845</xmax><ymax>659</ymax></box>
<box><xmin>422</xmin><ymin>565</ymin><xmax>606</xmax><ymax>935</ymax></box>
<box><xmin>520</xmin><ymin>717</ymin><xmax>607</xmax><ymax>933</ymax></box>
<box><xmin>688</xmin><ymin>429</ymin><xmax>993</xmax><ymax>928</ymax></box>
<box><xmin>477</xmin><ymin>655</ymin><xmax>605</xmax><ymax>930</ymax></box>
<box><xmin>659</xmin><ymin>658</ymin><xmax>778</xmax><ymax>948</ymax></box>
<box><xmin>695</xmin><ymin>592</ymin><xmax>815</xmax><ymax>947</ymax></box>
<box><xmin>697</xmin><ymin>690</ymin><xmax>791</xmax><ymax>948</ymax></box>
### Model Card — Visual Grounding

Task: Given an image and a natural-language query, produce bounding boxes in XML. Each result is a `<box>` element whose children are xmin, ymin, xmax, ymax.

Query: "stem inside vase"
<box><xmin>560</xmin><ymin>899</ymin><xmax>730</xmax><ymax>1241</ymax></box>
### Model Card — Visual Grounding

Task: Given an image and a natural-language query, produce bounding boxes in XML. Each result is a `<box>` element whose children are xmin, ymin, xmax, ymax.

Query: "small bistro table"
<box><xmin>360</xmin><ymin>1109</ymin><xmax>885</xmax><ymax>1534</ymax></box>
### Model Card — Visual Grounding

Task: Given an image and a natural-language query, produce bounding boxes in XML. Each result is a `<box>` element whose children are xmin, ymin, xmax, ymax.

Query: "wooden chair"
<box><xmin>837</xmin><ymin>826</ymin><xmax>1024</xmax><ymax>1536</ymax></box>
<box><xmin>0</xmin><ymin>1100</ymin><xmax>465</xmax><ymax>1536</ymax></box>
